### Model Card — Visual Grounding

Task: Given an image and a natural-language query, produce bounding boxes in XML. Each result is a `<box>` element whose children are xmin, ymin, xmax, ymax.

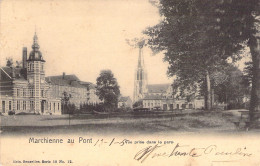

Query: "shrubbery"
<box><xmin>62</xmin><ymin>103</ymin><xmax>76</xmax><ymax>114</ymax></box>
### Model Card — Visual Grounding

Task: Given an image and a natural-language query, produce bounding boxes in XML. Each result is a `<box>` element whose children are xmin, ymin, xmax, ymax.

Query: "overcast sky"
<box><xmin>0</xmin><ymin>0</ymin><xmax>173</xmax><ymax>98</ymax></box>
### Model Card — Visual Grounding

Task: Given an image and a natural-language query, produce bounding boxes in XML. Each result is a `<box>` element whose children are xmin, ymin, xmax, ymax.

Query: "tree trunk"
<box><xmin>204</xmin><ymin>70</ymin><xmax>211</xmax><ymax>110</ymax></box>
<box><xmin>211</xmin><ymin>88</ymin><xmax>215</xmax><ymax>109</ymax></box>
<box><xmin>249</xmin><ymin>35</ymin><xmax>260</xmax><ymax>122</ymax></box>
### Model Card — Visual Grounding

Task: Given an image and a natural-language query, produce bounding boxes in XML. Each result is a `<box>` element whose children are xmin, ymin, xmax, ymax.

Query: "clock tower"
<box><xmin>27</xmin><ymin>32</ymin><xmax>46</xmax><ymax>113</ymax></box>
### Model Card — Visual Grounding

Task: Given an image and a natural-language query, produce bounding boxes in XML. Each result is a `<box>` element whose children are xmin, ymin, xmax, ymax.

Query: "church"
<box><xmin>0</xmin><ymin>33</ymin><xmax>100</xmax><ymax>115</ymax></box>
<box><xmin>133</xmin><ymin>42</ymin><xmax>204</xmax><ymax>111</ymax></box>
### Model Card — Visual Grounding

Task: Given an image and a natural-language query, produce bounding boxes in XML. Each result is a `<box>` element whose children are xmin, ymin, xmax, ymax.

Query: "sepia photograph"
<box><xmin>0</xmin><ymin>0</ymin><xmax>260</xmax><ymax>165</ymax></box>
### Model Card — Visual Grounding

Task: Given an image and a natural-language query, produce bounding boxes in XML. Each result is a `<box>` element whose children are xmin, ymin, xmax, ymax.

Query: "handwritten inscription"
<box><xmin>134</xmin><ymin>143</ymin><xmax>252</xmax><ymax>163</ymax></box>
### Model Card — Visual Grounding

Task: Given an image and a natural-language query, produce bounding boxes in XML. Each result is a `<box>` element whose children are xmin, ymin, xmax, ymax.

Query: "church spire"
<box><xmin>137</xmin><ymin>40</ymin><xmax>145</xmax><ymax>68</ymax></box>
<box><xmin>32</xmin><ymin>31</ymin><xmax>40</xmax><ymax>50</ymax></box>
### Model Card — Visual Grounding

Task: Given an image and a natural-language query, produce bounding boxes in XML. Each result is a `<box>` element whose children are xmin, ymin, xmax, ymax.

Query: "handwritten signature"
<box><xmin>134</xmin><ymin>143</ymin><xmax>252</xmax><ymax>163</ymax></box>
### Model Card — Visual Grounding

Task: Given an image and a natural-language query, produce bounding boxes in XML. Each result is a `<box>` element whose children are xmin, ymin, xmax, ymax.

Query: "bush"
<box><xmin>8</xmin><ymin>111</ymin><xmax>15</xmax><ymax>115</ymax></box>
<box><xmin>62</xmin><ymin>103</ymin><xmax>76</xmax><ymax>114</ymax></box>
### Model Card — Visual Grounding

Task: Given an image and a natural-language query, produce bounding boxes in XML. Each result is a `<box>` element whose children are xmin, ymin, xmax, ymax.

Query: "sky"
<box><xmin>0</xmin><ymin>0</ymin><xmax>173</xmax><ymax>98</ymax></box>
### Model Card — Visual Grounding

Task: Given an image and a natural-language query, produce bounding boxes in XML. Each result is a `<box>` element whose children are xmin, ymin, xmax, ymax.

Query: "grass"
<box><xmin>0</xmin><ymin>109</ymin><xmax>255</xmax><ymax>136</ymax></box>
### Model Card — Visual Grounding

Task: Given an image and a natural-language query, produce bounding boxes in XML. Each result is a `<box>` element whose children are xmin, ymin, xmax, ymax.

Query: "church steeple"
<box><xmin>138</xmin><ymin>41</ymin><xmax>145</xmax><ymax>68</ymax></box>
<box><xmin>133</xmin><ymin>40</ymin><xmax>148</xmax><ymax>102</ymax></box>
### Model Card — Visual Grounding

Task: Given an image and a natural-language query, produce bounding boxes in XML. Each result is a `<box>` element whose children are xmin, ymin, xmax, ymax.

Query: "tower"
<box><xmin>27</xmin><ymin>32</ymin><xmax>46</xmax><ymax>113</ymax></box>
<box><xmin>133</xmin><ymin>41</ymin><xmax>148</xmax><ymax>103</ymax></box>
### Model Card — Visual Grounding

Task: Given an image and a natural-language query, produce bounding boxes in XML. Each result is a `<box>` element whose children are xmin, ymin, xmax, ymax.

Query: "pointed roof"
<box><xmin>137</xmin><ymin>45</ymin><xmax>145</xmax><ymax>68</ymax></box>
<box><xmin>28</xmin><ymin>32</ymin><xmax>45</xmax><ymax>62</ymax></box>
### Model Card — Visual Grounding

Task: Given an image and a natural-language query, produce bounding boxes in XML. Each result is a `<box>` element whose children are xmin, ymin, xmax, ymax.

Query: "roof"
<box><xmin>0</xmin><ymin>66</ymin><xmax>27</xmax><ymax>96</ymax></box>
<box><xmin>147</xmin><ymin>84</ymin><xmax>171</xmax><ymax>93</ymax></box>
<box><xmin>80</xmin><ymin>81</ymin><xmax>96</xmax><ymax>90</ymax></box>
<box><xmin>45</xmin><ymin>74</ymin><xmax>85</xmax><ymax>88</ymax></box>
<box><xmin>0</xmin><ymin>66</ymin><xmax>26</xmax><ymax>81</ymax></box>
<box><xmin>143</xmin><ymin>94</ymin><xmax>164</xmax><ymax>100</ymax></box>
<box><xmin>119</xmin><ymin>96</ymin><xmax>131</xmax><ymax>102</ymax></box>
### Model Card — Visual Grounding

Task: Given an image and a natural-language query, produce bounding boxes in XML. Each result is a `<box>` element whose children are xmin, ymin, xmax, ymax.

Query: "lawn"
<box><xmin>0</xmin><ymin>109</ymin><xmax>258</xmax><ymax>136</ymax></box>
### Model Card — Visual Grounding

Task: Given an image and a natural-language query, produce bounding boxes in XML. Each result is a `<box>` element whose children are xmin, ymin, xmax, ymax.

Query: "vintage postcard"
<box><xmin>0</xmin><ymin>0</ymin><xmax>260</xmax><ymax>165</ymax></box>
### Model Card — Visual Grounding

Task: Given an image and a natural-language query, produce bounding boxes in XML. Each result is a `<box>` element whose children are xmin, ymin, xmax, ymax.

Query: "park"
<box><xmin>1</xmin><ymin>108</ymin><xmax>260</xmax><ymax>136</ymax></box>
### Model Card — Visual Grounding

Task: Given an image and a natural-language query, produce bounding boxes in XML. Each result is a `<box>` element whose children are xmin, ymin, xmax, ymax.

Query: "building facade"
<box><xmin>0</xmin><ymin>33</ymin><xmax>61</xmax><ymax>115</ymax></box>
<box><xmin>142</xmin><ymin>84</ymin><xmax>204</xmax><ymax>110</ymax></box>
<box><xmin>0</xmin><ymin>33</ymin><xmax>100</xmax><ymax>115</ymax></box>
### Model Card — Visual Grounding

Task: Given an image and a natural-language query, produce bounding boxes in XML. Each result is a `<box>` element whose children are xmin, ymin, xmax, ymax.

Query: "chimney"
<box><xmin>22</xmin><ymin>47</ymin><xmax>27</xmax><ymax>69</ymax></box>
<box><xmin>63</xmin><ymin>72</ymin><xmax>65</xmax><ymax>79</ymax></box>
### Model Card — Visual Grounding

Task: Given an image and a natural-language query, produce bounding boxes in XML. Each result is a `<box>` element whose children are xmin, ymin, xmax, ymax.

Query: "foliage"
<box><xmin>242</xmin><ymin>61</ymin><xmax>253</xmax><ymax>87</ymax></box>
<box><xmin>61</xmin><ymin>91</ymin><xmax>74</xmax><ymax>114</ymax></box>
<box><xmin>144</xmin><ymin>0</ymin><xmax>259</xmax><ymax>112</ymax></box>
<box><xmin>62</xmin><ymin>103</ymin><xmax>76</xmax><ymax>114</ymax></box>
<box><xmin>133</xmin><ymin>100</ymin><xmax>143</xmax><ymax>108</ymax></box>
<box><xmin>6</xmin><ymin>58</ymin><xmax>13</xmax><ymax>67</ymax></box>
<box><xmin>79</xmin><ymin>103</ymin><xmax>99</xmax><ymax>113</ymax></box>
<box><xmin>96</xmin><ymin>70</ymin><xmax>120</xmax><ymax>110</ymax></box>
<box><xmin>213</xmin><ymin>64</ymin><xmax>249</xmax><ymax>104</ymax></box>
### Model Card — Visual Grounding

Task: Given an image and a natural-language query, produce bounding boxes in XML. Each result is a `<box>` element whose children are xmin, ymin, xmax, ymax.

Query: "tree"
<box><xmin>144</xmin><ymin>0</ymin><xmax>259</xmax><ymax>113</ymax></box>
<box><xmin>6</xmin><ymin>58</ymin><xmax>13</xmax><ymax>67</ymax></box>
<box><xmin>133</xmin><ymin>100</ymin><xmax>143</xmax><ymax>108</ymax></box>
<box><xmin>96</xmin><ymin>70</ymin><xmax>120</xmax><ymax>111</ymax></box>
<box><xmin>213</xmin><ymin>64</ymin><xmax>249</xmax><ymax>109</ymax></box>
<box><xmin>242</xmin><ymin>61</ymin><xmax>253</xmax><ymax>93</ymax></box>
<box><xmin>61</xmin><ymin>91</ymin><xmax>71</xmax><ymax>114</ymax></box>
<box><xmin>144</xmin><ymin>1</ymin><xmax>243</xmax><ymax>110</ymax></box>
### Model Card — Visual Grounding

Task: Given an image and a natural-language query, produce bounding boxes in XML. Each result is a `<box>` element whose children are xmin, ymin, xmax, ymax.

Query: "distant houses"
<box><xmin>118</xmin><ymin>96</ymin><xmax>132</xmax><ymax>109</ymax></box>
<box><xmin>142</xmin><ymin>84</ymin><xmax>204</xmax><ymax>110</ymax></box>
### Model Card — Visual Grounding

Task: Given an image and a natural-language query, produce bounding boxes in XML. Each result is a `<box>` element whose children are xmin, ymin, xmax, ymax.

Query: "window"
<box><xmin>30</xmin><ymin>63</ymin><xmax>33</xmax><ymax>71</ymax></box>
<box><xmin>30</xmin><ymin>89</ymin><xmax>33</xmax><ymax>97</ymax></box>
<box><xmin>9</xmin><ymin>101</ymin><xmax>11</xmax><ymax>110</ymax></box>
<box><xmin>36</xmin><ymin>63</ymin><xmax>39</xmax><ymax>72</ymax></box>
<box><xmin>30</xmin><ymin>101</ymin><xmax>34</xmax><ymax>110</ymax></box>
<box><xmin>17</xmin><ymin>100</ymin><xmax>20</xmax><ymax>110</ymax></box>
<box><xmin>58</xmin><ymin>103</ymin><xmax>60</xmax><ymax>110</ymax></box>
<box><xmin>17</xmin><ymin>89</ymin><xmax>20</xmax><ymax>97</ymax></box>
<box><xmin>23</xmin><ymin>89</ymin><xmax>26</xmax><ymax>96</ymax></box>
<box><xmin>23</xmin><ymin>101</ymin><xmax>26</xmax><ymax>110</ymax></box>
<box><xmin>41</xmin><ymin>90</ymin><xmax>44</xmax><ymax>97</ymax></box>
